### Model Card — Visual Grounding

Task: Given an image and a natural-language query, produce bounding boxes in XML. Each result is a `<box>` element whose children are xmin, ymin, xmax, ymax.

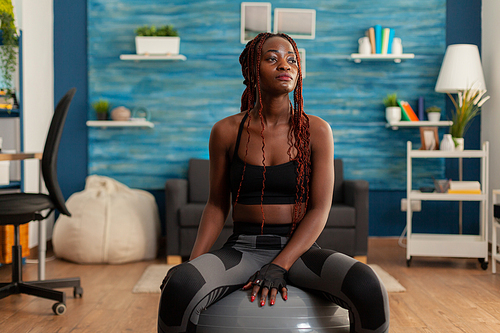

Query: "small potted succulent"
<box><xmin>92</xmin><ymin>99</ymin><xmax>110</xmax><ymax>120</ymax></box>
<box><xmin>383</xmin><ymin>93</ymin><xmax>401</xmax><ymax>123</ymax></box>
<box><xmin>425</xmin><ymin>106</ymin><xmax>441</xmax><ymax>122</ymax></box>
<box><xmin>135</xmin><ymin>24</ymin><xmax>180</xmax><ymax>55</ymax></box>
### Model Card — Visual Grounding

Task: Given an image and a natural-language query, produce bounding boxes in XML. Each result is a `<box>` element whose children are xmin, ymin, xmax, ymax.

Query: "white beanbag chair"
<box><xmin>53</xmin><ymin>175</ymin><xmax>160</xmax><ymax>264</ymax></box>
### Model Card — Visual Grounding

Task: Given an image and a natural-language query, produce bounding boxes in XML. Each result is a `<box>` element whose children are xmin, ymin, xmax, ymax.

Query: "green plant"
<box><xmin>425</xmin><ymin>106</ymin><xmax>441</xmax><ymax>113</ymax></box>
<box><xmin>448</xmin><ymin>85</ymin><xmax>490</xmax><ymax>138</ymax></box>
<box><xmin>0</xmin><ymin>11</ymin><xmax>18</xmax><ymax>98</ymax></box>
<box><xmin>92</xmin><ymin>99</ymin><xmax>109</xmax><ymax>114</ymax></box>
<box><xmin>383</xmin><ymin>93</ymin><xmax>398</xmax><ymax>107</ymax></box>
<box><xmin>135</xmin><ymin>24</ymin><xmax>179</xmax><ymax>37</ymax></box>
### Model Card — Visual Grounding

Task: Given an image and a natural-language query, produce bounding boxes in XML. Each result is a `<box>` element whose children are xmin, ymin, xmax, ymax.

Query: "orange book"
<box><xmin>368</xmin><ymin>27</ymin><xmax>376</xmax><ymax>54</ymax></box>
<box><xmin>401</xmin><ymin>101</ymin><xmax>419</xmax><ymax>121</ymax></box>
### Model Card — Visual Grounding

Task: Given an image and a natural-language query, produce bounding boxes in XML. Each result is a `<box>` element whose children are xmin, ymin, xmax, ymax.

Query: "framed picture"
<box><xmin>419</xmin><ymin>127</ymin><xmax>440</xmax><ymax>150</ymax></box>
<box><xmin>298</xmin><ymin>48</ymin><xmax>306</xmax><ymax>78</ymax></box>
<box><xmin>240</xmin><ymin>2</ymin><xmax>272</xmax><ymax>44</ymax></box>
<box><xmin>273</xmin><ymin>8</ymin><xmax>316</xmax><ymax>39</ymax></box>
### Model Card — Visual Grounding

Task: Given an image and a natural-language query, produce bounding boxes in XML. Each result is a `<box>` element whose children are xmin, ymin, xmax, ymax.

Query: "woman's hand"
<box><xmin>242</xmin><ymin>263</ymin><xmax>288</xmax><ymax>306</ymax></box>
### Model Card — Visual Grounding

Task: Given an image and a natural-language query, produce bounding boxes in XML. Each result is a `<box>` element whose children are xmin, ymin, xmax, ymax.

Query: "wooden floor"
<box><xmin>1</xmin><ymin>238</ymin><xmax>500</xmax><ymax>333</ymax></box>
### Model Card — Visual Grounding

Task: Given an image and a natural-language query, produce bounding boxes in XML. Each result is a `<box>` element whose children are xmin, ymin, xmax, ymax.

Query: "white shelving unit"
<box><xmin>350</xmin><ymin>53</ymin><xmax>415</xmax><ymax>63</ymax></box>
<box><xmin>119</xmin><ymin>54</ymin><xmax>187</xmax><ymax>61</ymax></box>
<box><xmin>386</xmin><ymin>120</ymin><xmax>452</xmax><ymax>130</ymax></box>
<box><xmin>405</xmin><ymin>141</ymin><xmax>489</xmax><ymax>269</ymax></box>
<box><xmin>492</xmin><ymin>190</ymin><xmax>500</xmax><ymax>273</ymax></box>
<box><xmin>86</xmin><ymin>120</ymin><xmax>154</xmax><ymax>128</ymax></box>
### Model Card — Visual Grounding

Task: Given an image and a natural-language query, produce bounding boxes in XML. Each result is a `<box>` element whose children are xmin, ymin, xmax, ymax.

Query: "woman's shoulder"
<box><xmin>307</xmin><ymin>114</ymin><xmax>332</xmax><ymax>138</ymax></box>
<box><xmin>210</xmin><ymin>112</ymin><xmax>247</xmax><ymax>145</ymax></box>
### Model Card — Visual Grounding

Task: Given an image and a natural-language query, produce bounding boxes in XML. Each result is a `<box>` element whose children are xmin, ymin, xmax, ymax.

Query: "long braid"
<box><xmin>236</xmin><ymin>32</ymin><xmax>311</xmax><ymax>236</ymax></box>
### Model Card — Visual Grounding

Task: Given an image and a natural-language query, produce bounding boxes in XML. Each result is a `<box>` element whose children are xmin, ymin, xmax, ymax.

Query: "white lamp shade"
<box><xmin>435</xmin><ymin>44</ymin><xmax>486</xmax><ymax>93</ymax></box>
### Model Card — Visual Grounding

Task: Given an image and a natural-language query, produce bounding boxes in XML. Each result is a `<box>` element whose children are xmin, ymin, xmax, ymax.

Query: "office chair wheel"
<box><xmin>74</xmin><ymin>286</ymin><xmax>84</xmax><ymax>298</ymax></box>
<box><xmin>52</xmin><ymin>302</ymin><xmax>67</xmax><ymax>315</ymax></box>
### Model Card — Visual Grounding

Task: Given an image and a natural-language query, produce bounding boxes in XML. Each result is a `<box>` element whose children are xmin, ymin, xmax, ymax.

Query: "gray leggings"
<box><xmin>158</xmin><ymin>232</ymin><xmax>389</xmax><ymax>333</ymax></box>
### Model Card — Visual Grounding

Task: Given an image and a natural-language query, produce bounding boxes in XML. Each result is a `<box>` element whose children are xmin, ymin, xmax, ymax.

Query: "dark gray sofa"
<box><xmin>165</xmin><ymin>158</ymin><xmax>369</xmax><ymax>258</ymax></box>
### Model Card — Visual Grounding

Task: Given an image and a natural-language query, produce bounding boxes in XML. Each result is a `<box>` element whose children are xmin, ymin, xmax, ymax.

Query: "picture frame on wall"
<box><xmin>240</xmin><ymin>2</ymin><xmax>272</xmax><ymax>44</ymax></box>
<box><xmin>298</xmin><ymin>48</ymin><xmax>306</xmax><ymax>78</ymax></box>
<box><xmin>274</xmin><ymin>8</ymin><xmax>316</xmax><ymax>39</ymax></box>
<box><xmin>419</xmin><ymin>127</ymin><xmax>440</xmax><ymax>150</ymax></box>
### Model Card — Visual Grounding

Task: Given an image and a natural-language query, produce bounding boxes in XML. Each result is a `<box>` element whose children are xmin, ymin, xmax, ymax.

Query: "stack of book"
<box><xmin>448</xmin><ymin>181</ymin><xmax>481</xmax><ymax>194</ymax></box>
<box><xmin>397</xmin><ymin>99</ymin><xmax>419</xmax><ymax>121</ymax></box>
<box><xmin>366</xmin><ymin>25</ymin><xmax>395</xmax><ymax>54</ymax></box>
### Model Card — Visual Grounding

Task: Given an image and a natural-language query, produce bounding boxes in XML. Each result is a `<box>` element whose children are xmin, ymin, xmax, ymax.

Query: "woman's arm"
<box><xmin>189</xmin><ymin>119</ymin><xmax>233</xmax><ymax>260</ymax></box>
<box><xmin>271</xmin><ymin>115</ymin><xmax>334</xmax><ymax>270</ymax></box>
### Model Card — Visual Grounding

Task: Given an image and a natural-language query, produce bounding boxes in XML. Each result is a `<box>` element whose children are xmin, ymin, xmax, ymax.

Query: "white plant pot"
<box><xmin>427</xmin><ymin>112</ymin><xmax>441</xmax><ymax>122</ymax></box>
<box><xmin>135</xmin><ymin>36</ymin><xmax>180</xmax><ymax>55</ymax></box>
<box><xmin>454</xmin><ymin>137</ymin><xmax>464</xmax><ymax>151</ymax></box>
<box><xmin>385</xmin><ymin>106</ymin><xmax>401</xmax><ymax>123</ymax></box>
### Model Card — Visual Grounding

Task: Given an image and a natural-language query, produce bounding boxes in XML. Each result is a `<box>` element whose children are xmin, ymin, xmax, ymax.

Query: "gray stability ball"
<box><xmin>197</xmin><ymin>285</ymin><xmax>350</xmax><ymax>333</ymax></box>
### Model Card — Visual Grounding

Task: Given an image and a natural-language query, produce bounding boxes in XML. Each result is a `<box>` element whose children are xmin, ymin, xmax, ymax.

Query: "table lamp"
<box><xmin>435</xmin><ymin>44</ymin><xmax>486</xmax><ymax>93</ymax></box>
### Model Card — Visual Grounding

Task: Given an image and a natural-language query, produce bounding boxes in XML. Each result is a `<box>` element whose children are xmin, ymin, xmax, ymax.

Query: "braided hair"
<box><xmin>235</xmin><ymin>32</ymin><xmax>311</xmax><ymax>235</ymax></box>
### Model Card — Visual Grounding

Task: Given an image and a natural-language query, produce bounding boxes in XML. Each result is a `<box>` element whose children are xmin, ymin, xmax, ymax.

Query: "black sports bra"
<box><xmin>229</xmin><ymin>113</ymin><xmax>305</xmax><ymax>205</ymax></box>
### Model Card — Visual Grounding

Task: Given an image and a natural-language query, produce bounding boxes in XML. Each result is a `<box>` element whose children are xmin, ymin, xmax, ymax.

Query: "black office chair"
<box><xmin>0</xmin><ymin>88</ymin><xmax>82</xmax><ymax>315</ymax></box>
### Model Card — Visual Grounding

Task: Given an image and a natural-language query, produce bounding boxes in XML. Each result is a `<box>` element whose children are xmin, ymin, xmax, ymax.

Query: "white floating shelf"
<box><xmin>119</xmin><ymin>54</ymin><xmax>187</xmax><ymax>61</ymax></box>
<box><xmin>350</xmin><ymin>53</ymin><xmax>415</xmax><ymax>63</ymax></box>
<box><xmin>86</xmin><ymin>120</ymin><xmax>154</xmax><ymax>128</ymax></box>
<box><xmin>387</xmin><ymin>120</ymin><xmax>452</xmax><ymax>130</ymax></box>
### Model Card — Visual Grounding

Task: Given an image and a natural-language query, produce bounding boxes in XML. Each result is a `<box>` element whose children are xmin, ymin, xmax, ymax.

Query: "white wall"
<box><xmin>18</xmin><ymin>0</ymin><xmax>54</xmax><ymax>247</ymax></box>
<box><xmin>481</xmin><ymin>0</ymin><xmax>500</xmax><ymax>243</ymax></box>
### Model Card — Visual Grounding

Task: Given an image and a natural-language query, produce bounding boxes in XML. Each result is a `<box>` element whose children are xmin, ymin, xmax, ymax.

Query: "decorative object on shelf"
<box><xmin>111</xmin><ymin>106</ymin><xmax>131</xmax><ymax>121</ymax></box>
<box><xmin>419</xmin><ymin>126</ymin><xmax>439</xmax><ymax>150</ymax></box>
<box><xmin>454</xmin><ymin>137</ymin><xmax>464</xmax><ymax>151</ymax></box>
<box><xmin>440</xmin><ymin>134</ymin><xmax>455</xmax><ymax>151</ymax></box>
<box><xmin>0</xmin><ymin>7</ymin><xmax>19</xmax><ymax>99</ymax></box>
<box><xmin>358</xmin><ymin>36</ymin><xmax>371</xmax><ymax>54</ymax></box>
<box><xmin>383</xmin><ymin>93</ymin><xmax>401</xmax><ymax>123</ymax></box>
<box><xmin>425</xmin><ymin>106</ymin><xmax>441</xmax><ymax>122</ymax></box>
<box><xmin>131</xmin><ymin>106</ymin><xmax>151</xmax><ymax>122</ymax></box>
<box><xmin>391</xmin><ymin>37</ymin><xmax>402</xmax><ymax>55</ymax></box>
<box><xmin>417</xmin><ymin>96</ymin><xmax>425</xmax><ymax>121</ymax></box>
<box><xmin>135</xmin><ymin>24</ymin><xmax>180</xmax><ymax>55</ymax></box>
<box><xmin>433</xmin><ymin>178</ymin><xmax>451</xmax><ymax>193</ymax></box>
<box><xmin>435</xmin><ymin>44</ymin><xmax>490</xmax><ymax>151</ymax></box>
<box><xmin>91</xmin><ymin>99</ymin><xmax>110</xmax><ymax>120</ymax></box>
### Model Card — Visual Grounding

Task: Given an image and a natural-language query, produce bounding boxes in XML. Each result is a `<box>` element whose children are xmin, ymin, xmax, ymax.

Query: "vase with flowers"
<box><xmin>447</xmin><ymin>84</ymin><xmax>490</xmax><ymax>150</ymax></box>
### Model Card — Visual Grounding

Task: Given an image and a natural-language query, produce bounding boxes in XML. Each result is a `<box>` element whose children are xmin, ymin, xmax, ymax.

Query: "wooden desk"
<box><xmin>0</xmin><ymin>152</ymin><xmax>47</xmax><ymax>280</ymax></box>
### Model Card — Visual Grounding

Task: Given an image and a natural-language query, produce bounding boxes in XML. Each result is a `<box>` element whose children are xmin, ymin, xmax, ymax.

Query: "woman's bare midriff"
<box><xmin>232</xmin><ymin>203</ymin><xmax>306</xmax><ymax>224</ymax></box>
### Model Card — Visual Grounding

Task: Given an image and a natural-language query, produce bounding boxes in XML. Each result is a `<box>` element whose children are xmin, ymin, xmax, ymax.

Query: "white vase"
<box><xmin>135</xmin><ymin>36</ymin><xmax>180</xmax><ymax>55</ymax></box>
<box><xmin>391</xmin><ymin>37</ymin><xmax>403</xmax><ymax>55</ymax></box>
<box><xmin>358</xmin><ymin>37</ymin><xmax>371</xmax><ymax>54</ymax></box>
<box><xmin>454</xmin><ymin>137</ymin><xmax>464</xmax><ymax>151</ymax></box>
<box><xmin>440</xmin><ymin>134</ymin><xmax>455</xmax><ymax>151</ymax></box>
<box><xmin>427</xmin><ymin>112</ymin><xmax>441</xmax><ymax>122</ymax></box>
<box><xmin>385</xmin><ymin>106</ymin><xmax>401</xmax><ymax>123</ymax></box>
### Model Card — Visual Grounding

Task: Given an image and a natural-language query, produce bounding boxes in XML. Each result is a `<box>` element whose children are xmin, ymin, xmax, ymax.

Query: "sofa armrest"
<box><xmin>165</xmin><ymin>179</ymin><xmax>188</xmax><ymax>256</ymax></box>
<box><xmin>344</xmin><ymin>179</ymin><xmax>369</xmax><ymax>256</ymax></box>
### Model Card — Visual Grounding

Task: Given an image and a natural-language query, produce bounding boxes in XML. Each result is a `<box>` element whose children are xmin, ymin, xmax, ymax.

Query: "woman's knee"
<box><xmin>159</xmin><ymin>262</ymin><xmax>207</xmax><ymax>327</ymax></box>
<box><xmin>341</xmin><ymin>262</ymin><xmax>389</xmax><ymax>331</ymax></box>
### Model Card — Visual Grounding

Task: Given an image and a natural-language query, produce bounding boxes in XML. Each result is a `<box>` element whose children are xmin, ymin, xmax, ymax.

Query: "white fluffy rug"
<box><xmin>133</xmin><ymin>263</ymin><xmax>405</xmax><ymax>294</ymax></box>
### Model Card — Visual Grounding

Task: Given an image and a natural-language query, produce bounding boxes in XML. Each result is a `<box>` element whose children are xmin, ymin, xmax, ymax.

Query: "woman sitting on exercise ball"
<box><xmin>158</xmin><ymin>32</ymin><xmax>390</xmax><ymax>333</ymax></box>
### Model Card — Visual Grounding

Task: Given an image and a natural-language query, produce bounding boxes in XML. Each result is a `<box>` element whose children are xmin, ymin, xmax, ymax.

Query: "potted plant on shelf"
<box><xmin>425</xmin><ymin>106</ymin><xmax>441</xmax><ymax>122</ymax></box>
<box><xmin>92</xmin><ymin>99</ymin><xmax>109</xmax><ymax>120</ymax></box>
<box><xmin>447</xmin><ymin>85</ymin><xmax>490</xmax><ymax>150</ymax></box>
<box><xmin>383</xmin><ymin>93</ymin><xmax>401</xmax><ymax>123</ymax></box>
<box><xmin>0</xmin><ymin>9</ymin><xmax>19</xmax><ymax>100</ymax></box>
<box><xmin>135</xmin><ymin>24</ymin><xmax>180</xmax><ymax>55</ymax></box>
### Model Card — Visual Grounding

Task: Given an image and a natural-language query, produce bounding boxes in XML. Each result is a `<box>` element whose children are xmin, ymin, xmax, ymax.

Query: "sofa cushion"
<box><xmin>188</xmin><ymin>159</ymin><xmax>210</xmax><ymax>203</ymax></box>
<box><xmin>325</xmin><ymin>204</ymin><xmax>355</xmax><ymax>228</ymax></box>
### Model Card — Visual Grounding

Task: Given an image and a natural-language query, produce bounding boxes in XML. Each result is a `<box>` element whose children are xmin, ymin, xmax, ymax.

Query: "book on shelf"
<box><xmin>449</xmin><ymin>181</ymin><xmax>481</xmax><ymax>190</ymax></box>
<box><xmin>381</xmin><ymin>28</ymin><xmax>391</xmax><ymax>54</ymax></box>
<box><xmin>447</xmin><ymin>189</ymin><xmax>481</xmax><ymax>194</ymax></box>
<box><xmin>387</xmin><ymin>28</ymin><xmax>395</xmax><ymax>54</ymax></box>
<box><xmin>368</xmin><ymin>27</ymin><xmax>375</xmax><ymax>53</ymax></box>
<box><xmin>374</xmin><ymin>24</ymin><xmax>382</xmax><ymax>54</ymax></box>
<box><xmin>399</xmin><ymin>100</ymin><xmax>419</xmax><ymax>121</ymax></box>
